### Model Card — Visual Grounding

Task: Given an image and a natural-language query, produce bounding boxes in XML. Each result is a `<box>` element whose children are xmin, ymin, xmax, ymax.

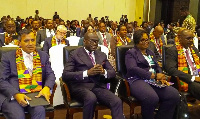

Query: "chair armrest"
<box><xmin>50</xmin><ymin>84</ymin><xmax>57</xmax><ymax>105</ymax></box>
<box><xmin>115</xmin><ymin>75</ymin><xmax>131</xmax><ymax>97</ymax></box>
<box><xmin>60</xmin><ymin>78</ymin><xmax>72</xmax><ymax>102</ymax></box>
<box><xmin>176</xmin><ymin>77</ymin><xmax>182</xmax><ymax>91</ymax></box>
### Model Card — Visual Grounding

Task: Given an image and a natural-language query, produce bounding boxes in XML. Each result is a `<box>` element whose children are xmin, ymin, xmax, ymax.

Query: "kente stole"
<box><xmin>51</xmin><ymin>36</ymin><xmax>66</xmax><ymax>47</ymax></box>
<box><xmin>116</xmin><ymin>36</ymin><xmax>131</xmax><ymax>46</ymax></box>
<box><xmin>5</xmin><ymin>32</ymin><xmax>19</xmax><ymax>45</ymax></box>
<box><xmin>16</xmin><ymin>48</ymin><xmax>42</xmax><ymax>93</ymax></box>
<box><xmin>150</xmin><ymin>33</ymin><xmax>163</xmax><ymax>55</ymax></box>
<box><xmin>176</xmin><ymin>44</ymin><xmax>200</xmax><ymax>91</ymax></box>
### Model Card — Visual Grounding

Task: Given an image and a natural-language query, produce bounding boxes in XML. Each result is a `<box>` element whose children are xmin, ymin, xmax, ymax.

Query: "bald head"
<box><xmin>84</xmin><ymin>32</ymin><xmax>99</xmax><ymax>52</ymax></box>
<box><xmin>153</xmin><ymin>25</ymin><xmax>164</xmax><ymax>39</ymax></box>
<box><xmin>179</xmin><ymin>29</ymin><xmax>194</xmax><ymax>48</ymax></box>
<box><xmin>84</xmin><ymin>32</ymin><xmax>98</xmax><ymax>40</ymax></box>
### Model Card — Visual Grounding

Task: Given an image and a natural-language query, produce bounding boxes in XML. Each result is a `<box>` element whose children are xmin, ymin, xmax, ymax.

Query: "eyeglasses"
<box><xmin>140</xmin><ymin>38</ymin><xmax>149</xmax><ymax>43</ymax></box>
<box><xmin>58</xmin><ymin>30</ymin><xmax>67</xmax><ymax>35</ymax></box>
<box><xmin>185</xmin><ymin>36</ymin><xmax>194</xmax><ymax>41</ymax></box>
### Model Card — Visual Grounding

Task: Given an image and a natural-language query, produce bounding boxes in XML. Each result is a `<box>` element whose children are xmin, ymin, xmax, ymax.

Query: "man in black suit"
<box><xmin>36</xmin><ymin>19</ymin><xmax>55</xmax><ymax>46</ymax></box>
<box><xmin>62</xmin><ymin>32</ymin><xmax>125</xmax><ymax>119</ymax></box>
<box><xmin>166</xmin><ymin>29</ymin><xmax>200</xmax><ymax>99</ymax></box>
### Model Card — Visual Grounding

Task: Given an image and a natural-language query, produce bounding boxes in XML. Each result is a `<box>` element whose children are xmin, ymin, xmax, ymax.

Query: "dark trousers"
<box><xmin>71</xmin><ymin>85</ymin><xmax>125</xmax><ymax>119</ymax></box>
<box><xmin>2</xmin><ymin>99</ymin><xmax>45</xmax><ymax>119</ymax></box>
<box><xmin>129</xmin><ymin>80</ymin><xmax>180</xmax><ymax>119</ymax></box>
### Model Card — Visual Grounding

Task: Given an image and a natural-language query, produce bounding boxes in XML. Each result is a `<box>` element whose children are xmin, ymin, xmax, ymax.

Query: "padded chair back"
<box><xmin>0</xmin><ymin>47</ymin><xmax>17</xmax><ymax>62</ymax></box>
<box><xmin>63</xmin><ymin>46</ymin><xmax>82</xmax><ymax>65</ymax></box>
<box><xmin>162</xmin><ymin>44</ymin><xmax>173</xmax><ymax>72</ymax></box>
<box><xmin>116</xmin><ymin>45</ymin><xmax>134</xmax><ymax>77</ymax></box>
<box><xmin>0</xmin><ymin>47</ymin><xmax>42</xmax><ymax>62</ymax></box>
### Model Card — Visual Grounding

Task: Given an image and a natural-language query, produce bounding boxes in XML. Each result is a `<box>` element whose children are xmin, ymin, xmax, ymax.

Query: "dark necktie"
<box><xmin>185</xmin><ymin>50</ymin><xmax>196</xmax><ymax>71</ymax></box>
<box><xmin>88</xmin><ymin>52</ymin><xmax>95</xmax><ymax>65</ymax></box>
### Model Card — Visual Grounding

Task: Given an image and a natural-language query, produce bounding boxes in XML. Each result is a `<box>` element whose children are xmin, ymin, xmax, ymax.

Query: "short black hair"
<box><xmin>18</xmin><ymin>29</ymin><xmax>33</xmax><ymax>41</ymax></box>
<box><xmin>133</xmin><ymin>29</ymin><xmax>148</xmax><ymax>45</ymax></box>
<box><xmin>117</xmin><ymin>25</ymin><xmax>126</xmax><ymax>31</ymax></box>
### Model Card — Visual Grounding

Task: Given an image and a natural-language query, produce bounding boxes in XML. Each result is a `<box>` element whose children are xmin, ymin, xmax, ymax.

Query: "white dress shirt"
<box><xmin>83</xmin><ymin>48</ymin><xmax>107</xmax><ymax>79</ymax></box>
<box><xmin>46</xmin><ymin>29</ymin><xmax>55</xmax><ymax>38</ymax></box>
<box><xmin>22</xmin><ymin>49</ymin><xmax>33</xmax><ymax>71</ymax></box>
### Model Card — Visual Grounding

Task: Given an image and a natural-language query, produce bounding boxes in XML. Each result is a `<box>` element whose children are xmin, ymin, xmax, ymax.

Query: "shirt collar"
<box><xmin>84</xmin><ymin>47</ymin><xmax>94</xmax><ymax>55</ymax></box>
<box><xmin>21</xmin><ymin>49</ymin><xmax>33</xmax><ymax>57</ymax></box>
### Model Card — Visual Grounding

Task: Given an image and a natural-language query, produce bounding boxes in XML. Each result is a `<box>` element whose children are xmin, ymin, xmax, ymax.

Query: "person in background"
<box><xmin>180</xmin><ymin>6</ymin><xmax>196</xmax><ymax>33</ymax></box>
<box><xmin>0</xmin><ymin>19</ymin><xmax>19</xmax><ymax>46</ymax></box>
<box><xmin>34</xmin><ymin>10</ymin><xmax>39</xmax><ymax>20</ymax></box>
<box><xmin>43</xmin><ymin>25</ymin><xmax>70</xmax><ymax>54</ymax></box>
<box><xmin>36</xmin><ymin>19</ymin><xmax>55</xmax><ymax>46</ymax></box>
<box><xmin>125</xmin><ymin>29</ymin><xmax>179</xmax><ymax>119</ymax></box>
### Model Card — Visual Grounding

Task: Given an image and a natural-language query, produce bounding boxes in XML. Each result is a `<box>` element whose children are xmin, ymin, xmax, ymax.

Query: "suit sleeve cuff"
<box><xmin>83</xmin><ymin>70</ymin><xmax>88</xmax><ymax>79</ymax></box>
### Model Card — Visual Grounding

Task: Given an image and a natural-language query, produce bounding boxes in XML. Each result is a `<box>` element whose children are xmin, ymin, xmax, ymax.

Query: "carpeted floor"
<box><xmin>52</xmin><ymin>101</ymin><xmax>200</xmax><ymax>119</ymax></box>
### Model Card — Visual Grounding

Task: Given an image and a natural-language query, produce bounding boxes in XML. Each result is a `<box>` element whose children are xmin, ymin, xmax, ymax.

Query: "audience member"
<box><xmin>36</xmin><ymin>19</ymin><xmax>55</xmax><ymax>46</ymax></box>
<box><xmin>166</xmin><ymin>29</ymin><xmax>200</xmax><ymax>97</ymax></box>
<box><xmin>108</xmin><ymin>21</ymin><xmax>117</xmax><ymax>37</ymax></box>
<box><xmin>149</xmin><ymin>26</ymin><xmax>165</xmax><ymax>60</ymax></box>
<box><xmin>34</xmin><ymin>10</ymin><xmax>39</xmax><ymax>20</ymax></box>
<box><xmin>43</xmin><ymin>25</ymin><xmax>69</xmax><ymax>54</ymax></box>
<box><xmin>180</xmin><ymin>6</ymin><xmax>196</xmax><ymax>33</ymax></box>
<box><xmin>0</xmin><ymin>29</ymin><xmax>55</xmax><ymax>119</ymax></box>
<box><xmin>78</xmin><ymin>24</ymin><xmax>94</xmax><ymax>46</ymax></box>
<box><xmin>53</xmin><ymin>12</ymin><xmax>59</xmax><ymax>21</ymax></box>
<box><xmin>62</xmin><ymin>32</ymin><xmax>125</xmax><ymax>119</ymax></box>
<box><xmin>125</xmin><ymin>29</ymin><xmax>179</xmax><ymax>119</ymax></box>
<box><xmin>126</xmin><ymin>23</ymin><xmax>134</xmax><ymax>41</ymax></box>
<box><xmin>116</xmin><ymin>25</ymin><xmax>132</xmax><ymax>46</ymax></box>
<box><xmin>0</xmin><ymin>19</ymin><xmax>19</xmax><ymax>46</ymax></box>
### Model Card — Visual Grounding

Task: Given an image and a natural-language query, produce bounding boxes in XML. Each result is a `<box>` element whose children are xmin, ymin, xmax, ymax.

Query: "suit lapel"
<box><xmin>94</xmin><ymin>50</ymin><xmax>102</xmax><ymax>65</ymax></box>
<box><xmin>97</xmin><ymin>32</ymin><xmax>103</xmax><ymax>45</ymax></box>
<box><xmin>135</xmin><ymin>47</ymin><xmax>149</xmax><ymax>66</ymax></box>
<box><xmin>77</xmin><ymin>47</ymin><xmax>94</xmax><ymax>68</ymax></box>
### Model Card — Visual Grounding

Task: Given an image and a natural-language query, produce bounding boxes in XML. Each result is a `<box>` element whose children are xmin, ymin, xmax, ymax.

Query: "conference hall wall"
<box><xmin>0</xmin><ymin>0</ymin><xmax>144</xmax><ymax>25</ymax></box>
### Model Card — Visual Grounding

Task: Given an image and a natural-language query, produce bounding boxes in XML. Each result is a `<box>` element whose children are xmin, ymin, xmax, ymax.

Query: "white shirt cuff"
<box><xmin>191</xmin><ymin>76</ymin><xmax>196</xmax><ymax>82</ymax></box>
<box><xmin>104</xmin><ymin>70</ymin><xmax>107</xmax><ymax>78</ymax></box>
<box><xmin>83</xmin><ymin>70</ymin><xmax>88</xmax><ymax>79</ymax></box>
<box><xmin>11</xmin><ymin>96</ymin><xmax>15</xmax><ymax>100</ymax></box>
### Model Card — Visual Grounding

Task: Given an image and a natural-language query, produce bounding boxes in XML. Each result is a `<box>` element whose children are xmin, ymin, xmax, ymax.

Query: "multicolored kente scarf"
<box><xmin>116</xmin><ymin>36</ymin><xmax>131</xmax><ymax>46</ymax></box>
<box><xmin>16</xmin><ymin>48</ymin><xmax>42</xmax><ymax>93</ymax></box>
<box><xmin>150</xmin><ymin>33</ymin><xmax>163</xmax><ymax>55</ymax></box>
<box><xmin>51</xmin><ymin>36</ymin><xmax>66</xmax><ymax>47</ymax></box>
<box><xmin>176</xmin><ymin>44</ymin><xmax>200</xmax><ymax>91</ymax></box>
<box><xmin>5</xmin><ymin>32</ymin><xmax>19</xmax><ymax>45</ymax></box>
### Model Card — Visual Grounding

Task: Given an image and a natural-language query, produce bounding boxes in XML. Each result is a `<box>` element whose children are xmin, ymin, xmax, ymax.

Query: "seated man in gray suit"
<box><xmin>96</xmin><ymin>22</ymin><xmax>113</xmax><ymax>47</ymax></box>
<box><xmin>43</xmin><ymin>25</ymin><xmax>70</xmax><ymax>54</ymax></box>
<box><xmin>62</xmin><ymin>32</ymin><xmax>125</xmax><ymax>119</ymax></box>
<box><xmin>36</xmin><ymin>19</ymin><xmax>55</xmax><ymax>46</ymax></box>
<box><xmin>0</xmin><ymin>29</ymin><xmax>56</xmax><ymax>119</ymax></box>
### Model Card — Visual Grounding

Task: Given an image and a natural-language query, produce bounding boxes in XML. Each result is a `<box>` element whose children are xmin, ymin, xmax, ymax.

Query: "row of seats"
<box><xmin>0</xmin><ymin>44</ymin><xmax>186</xmax><ymax>119</ymax></box>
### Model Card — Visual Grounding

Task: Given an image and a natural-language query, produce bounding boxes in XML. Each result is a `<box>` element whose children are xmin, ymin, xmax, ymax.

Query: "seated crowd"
<box><xmin>0</xmin><ymin>7</ymin><xmax>200</xmax><ymax>119</ymax></box>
